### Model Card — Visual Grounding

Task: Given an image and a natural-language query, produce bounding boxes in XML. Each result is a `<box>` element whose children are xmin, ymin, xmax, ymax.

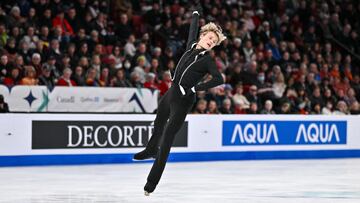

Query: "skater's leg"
<box><xmin>146</xmin><ymin>90</ymin><xmax>171</xmax><ymax>150</ymax></box>
<box><xmin>145</xmin><ymin>101</ymin><xmax>192</xmax><ymax>192</ymax></box>
<box><xmin>134</xmin><ymin>90</ymin><xmax>171</xmax><ymax>160</ymax></box>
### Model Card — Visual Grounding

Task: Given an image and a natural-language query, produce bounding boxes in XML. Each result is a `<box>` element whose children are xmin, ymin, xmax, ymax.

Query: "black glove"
<box><xmin>193</xmin><ymin>2</ymin><xmax>203</xmax><ymax>16</ymax></box>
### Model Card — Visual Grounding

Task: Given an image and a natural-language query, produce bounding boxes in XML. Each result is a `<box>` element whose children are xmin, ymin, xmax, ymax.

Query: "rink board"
<box><xmin>0</xmin><ymin>114</ymin><xmax>359</xmax><ymax>166</ymax></box>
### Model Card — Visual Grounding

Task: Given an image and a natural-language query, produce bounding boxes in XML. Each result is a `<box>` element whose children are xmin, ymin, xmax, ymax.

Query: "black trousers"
<box><xmin>145</xmin><ymin>85</ymin><xmax>195</xmax><ymax>186</ymax></box>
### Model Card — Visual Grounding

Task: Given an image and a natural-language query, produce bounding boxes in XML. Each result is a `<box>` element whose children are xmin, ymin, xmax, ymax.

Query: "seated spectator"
<box><xmin>260</xmin><ymin>100</ymin><xmax>275</xmax><ymax>114</ymax></box>
<box><xmin>38</xmin><ymin>66</ymin><xmax>55</xmax><ymax>89</ymax></box>
<box><xmin>310</xmin><ymin>87</ymin><xmax>324</xmax><ymax>107</ymax></box>
<box><xmin>278</xmin><ymin>102</ymin><xmax>292</xmax><ymax>114</ymax></box>
<box><xmin>247</xmin><ymin>102</ymin><xmax>259</xmax><ymax>114</ymax></box>
<box><xmin>157</xmin><ymin>71</ymin><xmax>172</xmax><ymax>96</ymax></box>
<box><xmin>233</xmin><ymin>101</ymin><xmax>247</xmax><ymax>114</ymax></box>
<box><xmin>78</xmin><ymin>56</ymin><xmax>90</xmax><ymax>70</ymax></box>
<box><xmin>91</xmin><ymin>54</ymin><xmax>103</xmax><ymax>75</ymax></box>
<box><xmin>349</xmin><ymin>101</ymin><xmax>359</xmax><ymax>115</ymax></box>
<box><xmin>72</xmin><ymin>66</ymin><xmax>86</xmax><ymax>86</ymax></box>
<box><xmin>144</xmin><ymin>73</ymin><xmax>158</xmax><ymax>91</ymax></box>
<box><xmin>207</xmin><ymin>100</ymin><xmax>219</xmax><ymax>114</ymax></box>
<box><xmin>232</xmin><ymin>84</ymin><xmax>250</xmax><ymax>109</ymax></box>
<box><xmin>333</xmin><ymin>100</ymin><xmax>349</xmax><ymax>115</ymax></box>
<box><xmin>310</xmin><ymin>103</ymin><xmax>322</xmax><ymax>114</ymax></box>
<box><xmin>52</xmin><ymin>10</ymin><xmax>74</xmax><ymax>37</ymax></box>
<box><xmin>43</xmin><ymin>55</ymin><xmax>61</xmax><ymax>80</ymax></box>
<box><xmin>229</xmin><ymin>63</ymin><xmax>243</xmax><ymax>88</ymax></box>
<box><xmin>241</xmin><ymin>61</ymin><xmax>259</xmax><ymax>86</ymax></box>
<box><xmin>278</xmin><ymin>88</ymin><xmax>298</xmax><ymax>113</ymax></box>
<box><xmin>4</xmin><ymin>37</ymin><xmax>18</xmax><ymax>56</ymax></box>
<box><xmin>30</xmin><ymin>53</ymin><xmax>42</xmax><ymax>76</ymax></box>
<box><xmin>193</xmin><ymin>99</ymin><xmax>207</xmax><ymax>114</ymax></box>
<box><xmin>22</xmin><ymin>26</ymin><xmax>39</xmax><ymax>49</ymax></box>
<box><xmin>295</xmin><ymin>87</ymin><xmax>310</xmax><ymax>113</ymax></box>
<box><xmin>322</xmin><ymin>101</ymin><xmax>334</xmax><ymax>115</ymax></box>
<box><xmin>0</xmin><ymin>95</ymin><xmax>9</xmax><ymax>113</ymax></box>
<box><xmin>272</xmin><ymin>73</ymin><xmax>286</xmax><ymax>99</ymax></box>
<box><xmin>133</xmin><ymin>55</ymin><xmax>148</xmax><ymax>83</ymax></box>
<box><xmin>219</xmin><ymin>98</ymin><xmax>233</xmax><ymax>114</ymax></box>
<box><xmin>85</xmin><ymin>68</ymin><xmax>101</xmax><ymax>86</ymax></box>
<box><xmin>0</xmin><ymin>55</ymin><xmax>12</xmax><ymax>80</ymax></box>
<box><xmin>99</xmin><ymin>67</ymin><xmax>110</xmax><ymax>87</ymax></box>
<box><xmin>3</xmin><ymin>68</ymin><xmax>21</xmax><ymax>87</ymax></box>
<box><xmin>323</xmin><ymin>88</ymin><xmax>337</xmax><ymax>105</ymax></box>
<box><xmin>56</xmin><ymin>68</ymin><xmax>76</xmax><ymax>86</ymax></box>
<box><xmin>223</xmin><ymin>84</ymin><xmax>234</xmax><ymax>99</ymax></box>
<box><xmin>124</xmin><ymin>34</ymin><xmax>136</xmax><ymax>57</ymax></box>
<box><xmin>129</xmin><ymin>71</ymin><xmax>143</xmax><ymax>88</ymax></box>
<box><xmin>344</xmin><ymin>88</ymin><xmax>357</xmax><ymax>106</ymax></box>
<box><xmin>20</xmin><ymin>66</ymin><xmax>38</xmax><ymax>85</ymax></box>
<box><xmin>257</xmin><ymin>71</ymin><xmax>275</xmax><ymax>101</ymax></box>
<box><xmin>111</xmin><ymin>69</ymin><xmax>131</xmax><ymax>87</ymax></box>
<box><xmin>245</xmin><ymin>85</ymin><xmax>261</xmax><ymax>107</ymax></box>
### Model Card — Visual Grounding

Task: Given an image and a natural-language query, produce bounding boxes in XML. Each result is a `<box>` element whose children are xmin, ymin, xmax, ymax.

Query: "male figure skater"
<box><xmin>133</xmin><ymin>6</ymin><xmax>226</xmax><ymax>195</ymax></box>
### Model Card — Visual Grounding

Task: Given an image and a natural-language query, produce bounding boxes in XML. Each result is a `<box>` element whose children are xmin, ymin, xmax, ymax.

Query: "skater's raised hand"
<box><xmin>192</xmin><ymin>1</ymin><xmax>203</xmax><ymax>16</ymax></box>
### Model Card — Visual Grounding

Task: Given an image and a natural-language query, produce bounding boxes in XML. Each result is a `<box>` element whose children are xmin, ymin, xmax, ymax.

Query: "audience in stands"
<box><xmin>0</xmin><ymin>0</ymin><xmax>358</xmax><ymax>114</ymax></box>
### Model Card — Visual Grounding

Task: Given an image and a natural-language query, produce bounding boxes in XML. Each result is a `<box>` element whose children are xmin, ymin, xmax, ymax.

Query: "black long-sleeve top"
<box><xmin>172</xmin><ymin>11</ymin><xmax>224</xmax><ymax>93</ymax></box>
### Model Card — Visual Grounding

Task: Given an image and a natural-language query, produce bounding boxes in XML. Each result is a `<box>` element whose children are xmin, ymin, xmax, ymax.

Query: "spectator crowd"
<box><xmin>0</xmin><ymin>0</ymin><xmax>359</xmax><ymax>115</ymax></box>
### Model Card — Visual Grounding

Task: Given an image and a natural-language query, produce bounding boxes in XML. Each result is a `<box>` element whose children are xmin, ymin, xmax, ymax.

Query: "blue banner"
<box><xmin>222</xmin><ymin>121</ymin><xmax>347</xmax><ymax>145</ymax></box>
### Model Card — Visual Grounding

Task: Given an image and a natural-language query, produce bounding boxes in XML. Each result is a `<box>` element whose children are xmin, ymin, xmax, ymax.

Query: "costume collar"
<box><xmin>191</xmin><ymin>43</ymin><xmax>208</xmax><ymax>56</ymax></box>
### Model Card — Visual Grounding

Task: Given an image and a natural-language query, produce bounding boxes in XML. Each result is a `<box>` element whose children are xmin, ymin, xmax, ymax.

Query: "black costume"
<box><xmin>134</xmin><ymin>10</ymin><xmax>224</xmax><ymax>194</ymax></box>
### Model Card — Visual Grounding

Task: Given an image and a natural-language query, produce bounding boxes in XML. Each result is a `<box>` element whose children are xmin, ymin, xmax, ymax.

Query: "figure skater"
<box><xmin>133</xmin><ymin>5</ymin><xmax>226</xmax><ymax>195</ymax></box>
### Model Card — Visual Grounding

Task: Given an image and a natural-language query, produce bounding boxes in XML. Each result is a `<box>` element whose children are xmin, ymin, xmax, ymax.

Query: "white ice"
<box><xmin>0</xmin><ymin>159</ymin><xmax>359</xmax><ymax>203</ymax></box>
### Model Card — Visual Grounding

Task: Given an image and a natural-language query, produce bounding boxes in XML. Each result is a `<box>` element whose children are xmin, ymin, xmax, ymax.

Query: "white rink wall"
<box><xmin>0</xmin><ymin>114</ymin><xmax>359</xmax><ymax>166</ymax></box>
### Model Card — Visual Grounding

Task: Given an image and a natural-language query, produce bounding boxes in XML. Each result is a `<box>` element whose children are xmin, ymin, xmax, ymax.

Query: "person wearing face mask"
<box><xmin>0</xmin><ymin>95</ymin><xmax>9</xmax><ymax>113</ymax></box>
<box><xmin>133</xmin><ymin>4</ymin><xmax>225</xmax><ymax>195</ymax></box>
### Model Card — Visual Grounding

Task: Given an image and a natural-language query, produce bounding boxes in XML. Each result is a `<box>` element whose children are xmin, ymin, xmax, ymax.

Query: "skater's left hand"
<box><xmin>192</xmin><ymin>1</ymin><xmax>203</xmax><ymax>16</ymax></box>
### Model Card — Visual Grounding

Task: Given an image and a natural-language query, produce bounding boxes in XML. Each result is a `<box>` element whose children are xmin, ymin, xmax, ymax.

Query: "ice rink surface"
<box><xmin>0</xmin><ymin>159</ymin><xmax>359</xmax><ymax>203</ymax></box>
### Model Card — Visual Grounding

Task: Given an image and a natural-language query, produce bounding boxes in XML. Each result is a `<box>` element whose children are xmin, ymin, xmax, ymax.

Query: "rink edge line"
<box><xmin>1</xmin><ymin>150</ymin><xmax>360</xmax><ymax>167</ymax></box>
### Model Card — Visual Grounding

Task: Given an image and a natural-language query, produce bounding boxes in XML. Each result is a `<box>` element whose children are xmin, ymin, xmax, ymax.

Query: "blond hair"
<box><xmin>200</xmin><ymin>22</ymin><xmax>226</xmax><ymax>46</ymax></box>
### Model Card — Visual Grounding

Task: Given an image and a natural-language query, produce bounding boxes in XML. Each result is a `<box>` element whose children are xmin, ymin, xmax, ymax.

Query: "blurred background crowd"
<box><xmin>0</xmin><ymin>0</ymin><xmax>359</xmax><ymax>115</ymax></box>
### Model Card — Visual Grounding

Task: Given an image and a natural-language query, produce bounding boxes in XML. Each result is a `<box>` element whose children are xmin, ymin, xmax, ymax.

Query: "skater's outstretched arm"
<box><xmin>186</xmin><ymin>6</ymin><xmax>201</xmax><ymax>50</ymax></box>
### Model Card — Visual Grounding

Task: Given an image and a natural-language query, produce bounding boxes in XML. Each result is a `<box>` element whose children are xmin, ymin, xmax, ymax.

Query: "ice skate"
<box><xmin>144</xmin><ymin>182</ymin><xmax>156</xmax><ymax>196</ymax></box>
<box><xmin>133</xmin><ymin>148</ymin><xmax>158</xmax><ymax>161</ymax></box>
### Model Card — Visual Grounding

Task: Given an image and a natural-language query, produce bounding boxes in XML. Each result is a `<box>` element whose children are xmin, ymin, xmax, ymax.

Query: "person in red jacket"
<box><xmin>56</xmin><ymin>68</ymin><xmax>76</xmax><ymax>86</ymax></box>
<box><xmin>143</xmin><ymin>72</ymin><xmax>159</xmax><ymax>91</ymax></box>
<box><xmin>157</xmin><ymin>71</ymin><xmax>172</xmax><ymax>96</ymax></box>
<box><xmin>52</xmin><ymin>11</ymin><xmax>74</xmax><ymax>36</ymax></box>
<box><xmin>3</xmin><ymin>67</ymin><xmax>21</xmax><ymax>87</ymax></box>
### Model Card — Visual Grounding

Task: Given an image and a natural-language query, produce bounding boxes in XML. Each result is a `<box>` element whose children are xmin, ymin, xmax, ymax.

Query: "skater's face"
<box><xmin>198</xmin><ymin>31</ymin><xmax>219</xmax><ymax>50</ymax></box>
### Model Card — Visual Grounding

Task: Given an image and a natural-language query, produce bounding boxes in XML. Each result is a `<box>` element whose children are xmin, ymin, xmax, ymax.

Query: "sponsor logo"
<box><xmin>223</xmin><ymin>121</ymin><xmax>347</xmax><ymax>145</ymax></box>
<box><xmin>56</xmin><ymin>96</ymin><xmax>75</xmax><ymax>103</ymax></box>
<box><xmin>32</xmin><ymin>121</ymin><xmax>188</xmax><ymax>149</ymax></box>
<box><xmin>103</xmin><ymin>97</ymin><xmax>122</xmax><ymax>103</ymax></box>
<box><xmin>80</xmin><ymin>97</ymin><xmax>100</xmax><ymax>103</ymax></box>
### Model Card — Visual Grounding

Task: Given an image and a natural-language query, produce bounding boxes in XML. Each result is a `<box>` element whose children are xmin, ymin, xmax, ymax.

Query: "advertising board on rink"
<box><xmin>222</xmin><ymin>120</ymin><xmax>347</xmax><ymax>146</ymax></box>
<box><xmin>0</xmin><ymin>114</ymin><xmax>359</xmax><ymax>166</ymax></box>
<box><xmin>0</xmin><ymin>85</ymin><xmax>158</xmax><ymax>113</ymax></box>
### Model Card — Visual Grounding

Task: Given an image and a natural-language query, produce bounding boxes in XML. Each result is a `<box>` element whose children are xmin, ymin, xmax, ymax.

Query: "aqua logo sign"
<box><xmin>222</xmin><ymin>121</ymin><xmax>347</xmax><ymax>145</ymax></box>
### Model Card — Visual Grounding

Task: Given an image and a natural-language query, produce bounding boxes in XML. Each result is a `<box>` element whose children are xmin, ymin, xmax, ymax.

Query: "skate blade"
<box><xmin>132</xmin><ymin>156</ymin><xmax>157</xmax><ymax>161</ymax></box>
<box><xmin>132</xmin><ymin>157</ymin><xmax>155</xmax><ymax>161</ymax></box>
<box><xmin>144</xmin><ymin>191</ymin><xmax>151</xmax><ymax>196</ymax></box>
